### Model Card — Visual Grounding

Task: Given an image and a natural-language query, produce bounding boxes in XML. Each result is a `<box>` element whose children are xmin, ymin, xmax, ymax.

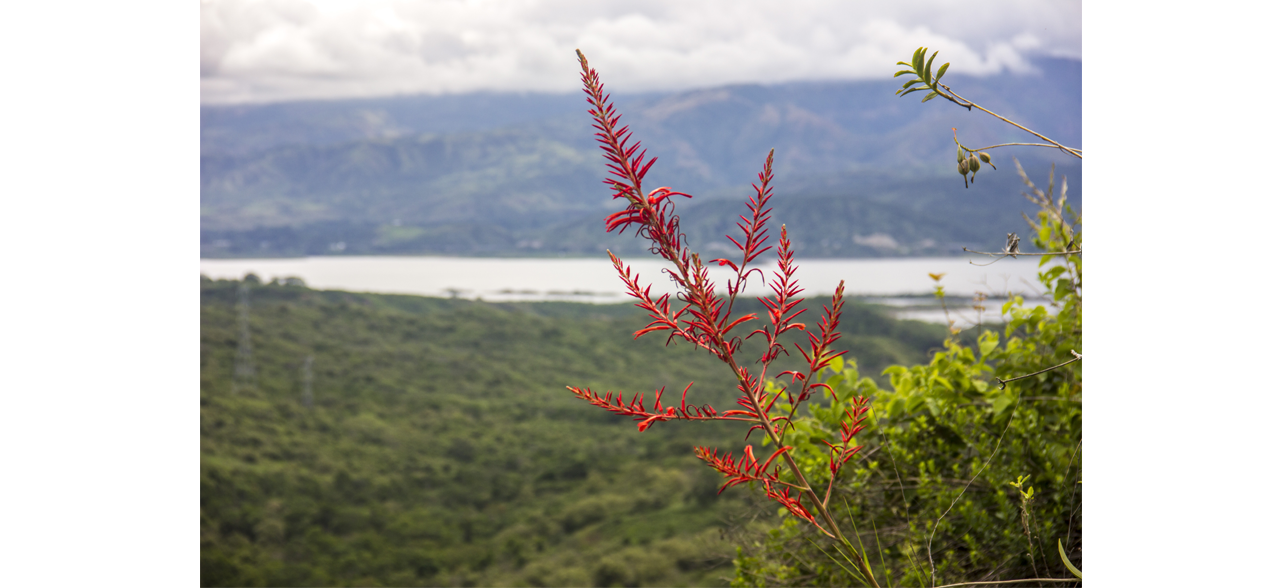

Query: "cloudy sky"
<box><xmin>201</xmin><ymin>0</ymin><xmax>1081</xmax><ymax>104</ymax></box>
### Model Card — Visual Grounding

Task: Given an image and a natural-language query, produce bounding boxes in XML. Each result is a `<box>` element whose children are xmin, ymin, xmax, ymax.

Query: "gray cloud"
<box><xmin>201</xmin><ymin>0</ymin><xmax>1081</xmax><ymax>104</ymax></box>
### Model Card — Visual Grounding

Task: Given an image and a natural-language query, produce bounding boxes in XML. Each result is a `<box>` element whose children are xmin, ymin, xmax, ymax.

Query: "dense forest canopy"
<box><xmin>200</xmin><ymin>277</ymin><xmax>949</xmax><ymax>586</ymax></box>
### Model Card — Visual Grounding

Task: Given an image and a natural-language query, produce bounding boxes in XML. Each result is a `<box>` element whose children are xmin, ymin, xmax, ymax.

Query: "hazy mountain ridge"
<box><xmin>202</xmin><ymin>58</ymin><xmax>1081</xmax><ymax>257</ymax></box>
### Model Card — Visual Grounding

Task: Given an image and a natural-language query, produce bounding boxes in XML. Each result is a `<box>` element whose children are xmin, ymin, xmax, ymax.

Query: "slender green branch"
<box><xmin>969</xmin><ymin>142</ymin><xmax>1083</xmax><ymax>153</ymax></box>
<box><xmin>995</xmin><ymin>351</ymin><xmax>1081</xmax><ymax>390</ymax></box>
<box><xmin>964</xmin><ymin>248</ymin><xmax>1081</xmax><ymax>267</ymax></box>
<box><xmin>938</xmin><ymin>84</ymin><xmax>1081</xmax><ymax>158</ymax></box>
<box><xmin>964</xmin><ymin>247</ymin><xmax>1081</xmax><ymax>257</ymax></box>
<box><xmin>928</xmin><ymin>398</ymin><xmax>1021</xmax><ymax>586</ymax></box>
<box><xmin>934</xmin><ymin>579</ymin><xmax>1082</xmax><ymax>588</ymax></box>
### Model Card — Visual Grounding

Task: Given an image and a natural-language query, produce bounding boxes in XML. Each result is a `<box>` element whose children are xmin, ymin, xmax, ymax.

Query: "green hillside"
<box><xmin>200</xmin><ymin>277</ymin><xmax>946</xmax><ymax>587</ymax></box>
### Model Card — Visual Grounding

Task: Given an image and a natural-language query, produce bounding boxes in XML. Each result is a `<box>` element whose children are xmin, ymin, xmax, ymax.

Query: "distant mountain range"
<box><xmin>201</xmin><ymin>58</ymin><xmax>1081</xmax><ymax>258</ymax></box>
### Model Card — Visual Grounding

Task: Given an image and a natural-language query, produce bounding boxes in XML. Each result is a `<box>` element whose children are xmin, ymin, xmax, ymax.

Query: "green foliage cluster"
<box><xmin>199</xmin><ymin>277</ymin><xmax>946</xmax><ymax>587</ymax></box>
<box><xmin>732</xmin><ymin>172</ymin><xmax>1082</xmax><ymax>586</ymax></box>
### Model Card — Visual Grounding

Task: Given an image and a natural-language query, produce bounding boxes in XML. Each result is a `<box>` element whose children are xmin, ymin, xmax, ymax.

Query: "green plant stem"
<box><xmin>962</xmin><ymin>248</ymin><xmax>1082</xmax><ymax>257</ymax></box>
<box><xmin>933</xmin><ymin>579</ymin><xmax>1082</xmax><ymax>588</ymax></box>
<box><xmin>729</xmin><ymin>352</ymin><xmax>881</xmax><ymax>588</ymax></box>
<box><xmin>939</xmin><ymin>84</ymin><xmax>1082</xmax><ymax>158</ymax></box>
<box><xmin>969</xmin><ymin>142</ymin><xmax>1079</xmax><ymax>152</ymax></box>
<box><xmin>994</xmin><ymin>353</ymin><xmax>1081</xmax><ymax>390</ymax></box>
<box><xmin>1015</xmin><ymin>490</ymin><xmax>1041</xmax><ymax>582</ymax></box>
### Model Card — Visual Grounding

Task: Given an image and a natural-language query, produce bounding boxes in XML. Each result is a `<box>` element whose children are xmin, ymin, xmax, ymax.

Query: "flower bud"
<box><xmin>957</xmin><ymin>146</ymin><xmax>966</xmax><ymax>163</ymax></box>
<box><xmin>957</xmin><ymin>161</ymin><xmax>969</xmax><ymax>175</ymax></box>
<box><xmin>968</xmin><ymin>154</ymin><xmax>980</xmax><ymax>173</ymax></box>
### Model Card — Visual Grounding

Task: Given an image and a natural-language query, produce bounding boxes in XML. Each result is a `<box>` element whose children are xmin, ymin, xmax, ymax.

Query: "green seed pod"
<box><xmin>979</xmin><ymin>152</ymin><xmax>996</xmax><ymax>170</ymax></box>
<box><xmin>957</xmin><ymin>146</ymin><xmax>966</xmax><ymax>163</ymax></box>
<box><xmin>958</xmin><ymin>161</ymin><xmax>969</xmax><ymax>175</ymax></box>
<box><xmin>968</xmin><ymin>154</ymin><xmax>980</xmax><ymax>173</ymax></box>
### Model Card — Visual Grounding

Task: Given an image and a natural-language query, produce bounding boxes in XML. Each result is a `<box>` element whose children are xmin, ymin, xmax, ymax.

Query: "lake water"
<box><xmin>200</xmin><ymin>255</ymin><xmax>1056</xmax><ymax>325</ymax></box>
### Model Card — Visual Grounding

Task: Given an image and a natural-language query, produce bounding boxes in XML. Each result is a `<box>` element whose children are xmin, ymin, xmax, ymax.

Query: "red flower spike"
<box><xmin>570</xmin><ymin>51</ymin><xmax>868</xmax><ymax>540</ymax></box>
<box><xmin>819</xmin><ymin>394</ymin><xmax>873</xmax><ymax>506</ymax></box>
<box><xmin>695</xmin><ymin>452</ymin><xmax>825</xmax><ymax>528</ymax></box>
<box><xmin>776</xmin><ymin>282</ymin><xmax>851</xmax><ymax>436</ymax></box>
<box><xmin>567</xmin><ymin>384</ymin><xmax>756</xmax><ymax>433</ymax></box>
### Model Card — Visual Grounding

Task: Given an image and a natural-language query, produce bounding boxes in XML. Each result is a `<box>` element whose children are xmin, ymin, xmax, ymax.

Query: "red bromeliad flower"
<box><xmin>567</xmin><ymin>50</ymin><xmax>873</xmax><ymax>552</ymax></box>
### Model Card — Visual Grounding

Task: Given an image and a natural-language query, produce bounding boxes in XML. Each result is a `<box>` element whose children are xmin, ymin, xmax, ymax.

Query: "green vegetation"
<box><xmin>732</xmin><ymin>167</ymin><xmax>1081</xmax><ymax>586</ymax></box>
<box><xmin>199</xmin><ymin>277</ymin><xmax>947</xmax><ymax>587</ymax></box>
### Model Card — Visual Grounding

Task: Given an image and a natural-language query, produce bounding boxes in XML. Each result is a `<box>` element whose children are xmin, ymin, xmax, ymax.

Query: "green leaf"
<box><xmin>1054</xmin><ymin>278</ymin><xmax>1072</xmax><ymax>301</ymax></box>
<box><xmin>828</xmin><ymin>356</ymin><xmax>845</xmax><ymax>374</ymax></box>
<box><xmin>925</xmin><ymin>397</ymin><xmax>941</xmax><ymax>417</ymax></box>
<box><xmin>935</xmin><ymin>61</ymin><xmax>950</xmax><ymax>81</ymax></box>
<box><xmin>978</xmin><ymin>332</ymin><xmax>999</xmax><ymax>357</ymax></box>
<box><xmin>1058</xmin><ymin>539</ymin><xmax>1083</xmax><ymax>579</ymax></box>
<box><xmin>921</xmin><ymin>91</ymin><xmax>940</xmax><ymax>103</ymax></box>
<box><xmin>898</xmin><ymin>87</ymin><xmax>928</xmax><ymax>97</ymax></box>
<box><xmin>893</xmin><ymin>70</ymin><xmax>917</xmax><ymax>78</ymax></box>
<box><xmin>991</xmin><ymin>393</ymin><xmax>1015</xmax><ymax>416</ymax></box>
<box><xmin>888</xmin><ymin>397</ymin><xmax>905</xmax><ymax>418</ymax></box>
<box><xmin>923</xmin><ymin>50</ymin><xmax>938</xmax><ymax>85</ymax></box>
<box><xmin>929</xmin><ymin>374</ymin><xmax>954</xmax><ymax>392</ymax></box>
<box><xmin>902</xmin><ymin>78</ymin><xmax>924</xmax><ymax>90</ymax></box>
<box><xmin>913</xmin><ymin>47</ymin><xmax>925</xmax><ymax>73</ymax></box>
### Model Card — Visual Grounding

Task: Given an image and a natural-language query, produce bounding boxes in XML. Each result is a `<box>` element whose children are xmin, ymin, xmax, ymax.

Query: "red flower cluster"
<box><xmin>569</xmin><ymin>49</ymin><xmax>868</xmax><ymax>540</ymax></box>
<box><xmin>694</xmin><ymin>445</ymin><xmax>817</xmax><ymax>526</ymax></box>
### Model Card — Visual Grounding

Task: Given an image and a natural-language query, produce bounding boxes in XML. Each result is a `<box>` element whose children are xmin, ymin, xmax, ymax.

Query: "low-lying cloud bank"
<box><xmin>201</xmin><ymin>0</ymin><xmax>1081</xmax><ymax>104</ymax></box>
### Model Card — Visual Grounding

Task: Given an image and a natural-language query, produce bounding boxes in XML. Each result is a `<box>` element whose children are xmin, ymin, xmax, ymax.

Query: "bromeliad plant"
<box><xmin>565</xmin><ymin>50</ymin><xmax>882</xmax><ymax>587</ymax></box>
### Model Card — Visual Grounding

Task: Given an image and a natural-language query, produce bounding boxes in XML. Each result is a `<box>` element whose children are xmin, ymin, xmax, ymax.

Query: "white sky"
<box><xmin>201</xmin><ymin>0</ymin><xmax>1081</xmax><ymax>104</ymax></box>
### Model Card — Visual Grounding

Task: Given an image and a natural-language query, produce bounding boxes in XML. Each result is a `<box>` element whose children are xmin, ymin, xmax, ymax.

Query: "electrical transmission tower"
<box><xmin>232</xmin><ymin>282</ymin><xmax>256</xmax><ymax>394</ymax></box>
